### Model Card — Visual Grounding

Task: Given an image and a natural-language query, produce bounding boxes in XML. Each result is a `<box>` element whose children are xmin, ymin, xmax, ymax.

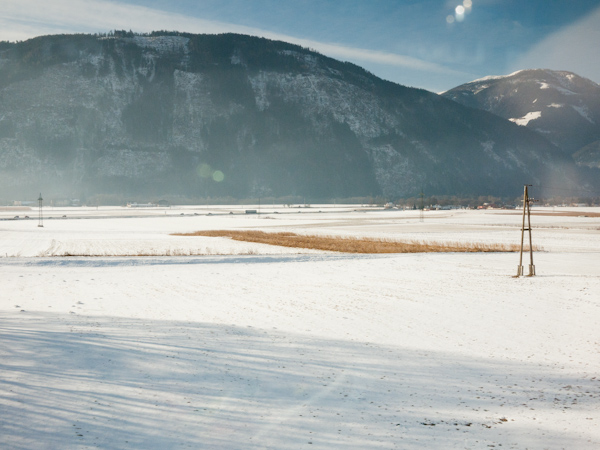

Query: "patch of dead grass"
<box><xmin>174</xmin><ymin>230</ymin><xmax>528</xmax><ymax>253</ymax></box>
<box><xmin>505</xmin><ymin>211</ymin><xmax>600</xmax><ymax>217</ymax></box>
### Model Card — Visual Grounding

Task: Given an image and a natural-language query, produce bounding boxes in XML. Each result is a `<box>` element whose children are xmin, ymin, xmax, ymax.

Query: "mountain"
<box><xmin>0</xmin><ymin>33</ymin><xmax>584</xmax><ymax>201</ymax></box>
<box><xmin>442</xmin><ymin>69</ymin><xmax>600</xmax><ymax>169</ymax></box>
<box><xmin>574</xmin><ymin>140</ymin><xmax>600</xmax><ymax>169</ymax></box>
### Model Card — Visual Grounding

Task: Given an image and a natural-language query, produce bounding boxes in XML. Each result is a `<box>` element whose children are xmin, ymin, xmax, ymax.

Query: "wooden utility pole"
<box><xmin>515</xmin><ymin>185</ymin><xmax>535</xmax><ymax>277</ymax></box>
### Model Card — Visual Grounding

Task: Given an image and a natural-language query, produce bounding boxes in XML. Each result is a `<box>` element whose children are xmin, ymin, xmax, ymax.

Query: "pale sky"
<box><xmin>1</xmin><ymin>0</ymin><xmax>599</xmax><ymax>93</ymax></box>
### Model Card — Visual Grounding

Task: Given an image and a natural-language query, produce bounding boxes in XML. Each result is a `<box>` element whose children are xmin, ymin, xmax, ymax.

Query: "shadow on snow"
<box><xmin>0</xmin><ymin>312</ymin><xmax>596</xmax><ymax>450</ymax></box>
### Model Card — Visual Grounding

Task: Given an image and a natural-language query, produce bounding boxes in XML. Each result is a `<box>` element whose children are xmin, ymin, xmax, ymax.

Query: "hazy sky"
<box><xmin>2</xmin><ymin>0</ymin><xmax>600</xmax><ymax>92</ymax></box>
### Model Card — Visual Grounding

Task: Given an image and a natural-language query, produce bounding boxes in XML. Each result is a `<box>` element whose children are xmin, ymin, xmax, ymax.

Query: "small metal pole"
<box><xmin>38</xmin><ymin>193</ymin><xmax>44</xmax><ymax>228</ymax></box>
<box><xmin>526</xmin><ymin>189</ymin><xmax>535</xmax><ymax>276</ymax></box>
<box><xmin>516</xmin><ymin>186</ymin><xmax>527</xmax><ymax>277</ymax></box>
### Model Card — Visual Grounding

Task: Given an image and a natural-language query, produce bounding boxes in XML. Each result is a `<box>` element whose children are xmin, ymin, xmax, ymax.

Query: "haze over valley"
<box><xmin>1</xmin><ymin>32</ymin><xmax>597</xmax><ymax>203</ymax></box>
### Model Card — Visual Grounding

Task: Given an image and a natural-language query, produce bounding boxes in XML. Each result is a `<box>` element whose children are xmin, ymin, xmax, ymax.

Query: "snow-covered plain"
<box><xmin>1</xmin><ymin>205</ymin><xmax>599</xmax><ymax>449</ymax></box>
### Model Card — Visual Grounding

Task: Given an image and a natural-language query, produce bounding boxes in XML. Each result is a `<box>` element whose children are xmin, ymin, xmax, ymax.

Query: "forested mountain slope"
<box><xmin>0</xmin><ymin>33</ymin><xmax>582</xmax><ymax>200</ymax></box>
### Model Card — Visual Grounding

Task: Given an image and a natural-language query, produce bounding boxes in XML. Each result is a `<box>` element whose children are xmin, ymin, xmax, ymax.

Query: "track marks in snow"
<box><xmin>2</xmin><ymin>311</ymin><xmax>598</xmax><ymax>449</ymax></box>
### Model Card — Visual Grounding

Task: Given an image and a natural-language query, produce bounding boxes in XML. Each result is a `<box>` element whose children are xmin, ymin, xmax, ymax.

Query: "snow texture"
<box><xmin>572</xmin><ymin>105</ymin><xmax>595</xmax><ymax>124</ymax></box>
<box><xmin>509</xmin><ymin>111</ymin><xmax>542</xmax><ymax>126</ymax></box>
<box><xmin>469</xmin><ymin>70</ymin><xmax>525</xmax><ymax>84</ymax></box>
<box><xmin>1</xmin><ymin>206</ymin><xmax>599</xmax><ymax>449</ymax></box>
<box><xmin>130</xmin><ymin>36</ymin><xmax>190</xmax><ymax>53</ymax></box>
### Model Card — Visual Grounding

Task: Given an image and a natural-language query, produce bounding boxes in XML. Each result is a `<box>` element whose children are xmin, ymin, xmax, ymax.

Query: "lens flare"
<box><xmin>197</xmin><ymin>163</ymin><xmax>213</xmax><ymax>178</ymax></box>
<box><xmin>455</xmin><ymin>4</ymin><xmax>465</xmax><ymax>22</ymax></box>
<box><xmin>212</xmin><ymin>170</ymin><xmax>225</xmax><ymax>182</ymax></box>
<box><xmin>446</xmin><ymin>14</ymin><xmax>455</xmax><ymax>24</ymax></box>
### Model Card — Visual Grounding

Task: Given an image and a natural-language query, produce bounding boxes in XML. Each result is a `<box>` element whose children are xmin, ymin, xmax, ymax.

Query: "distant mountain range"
<box><xmin>0</xmin><ymin>33</ymin><xmax>594</xmax><ymax>201</ymax></box>
<box><xmin>442</xmin><ymin>69</ymin><xmax>600</xmax><ymax>171</ymax></box>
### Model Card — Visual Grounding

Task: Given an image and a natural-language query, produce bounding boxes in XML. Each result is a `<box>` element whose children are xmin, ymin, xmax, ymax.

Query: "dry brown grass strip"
<box><xmin>532</xmin><ymin>211</ymin><xmax>600</xmax><ymax>217</ymax></box>
<box><xmin>174</xmin><ymin>230</ymin><xmax>526</xmax><ymax>253</ymax></box>
<box><xmin>504</xmin><ymin>211</ymin><xmax>600</xmax><ymax>217</ymax></box>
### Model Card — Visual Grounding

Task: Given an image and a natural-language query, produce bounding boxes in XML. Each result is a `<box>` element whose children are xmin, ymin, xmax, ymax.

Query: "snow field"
<box><xmin>0</xmin><ymin>207</ymin><xmax>599</xmax><ymax>449</ymax></box>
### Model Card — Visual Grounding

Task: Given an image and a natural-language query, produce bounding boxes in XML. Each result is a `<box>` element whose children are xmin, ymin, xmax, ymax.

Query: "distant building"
<box><xmin>13</xmin><ymin>201</ymin><xmax>36</xmax><ymax>206</ymax></box>
<box><xmin>127</xmin><ymin>202</ymin><xmax>158</xmax><ymax>207</ymax></box>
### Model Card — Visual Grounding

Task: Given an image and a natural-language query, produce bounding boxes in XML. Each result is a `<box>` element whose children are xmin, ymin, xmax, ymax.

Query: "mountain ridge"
<box><xmin>0</xmin><ymin>32</ymin><xmax>587</xmax><ymax>201</ymax></box>
<box><xmin>442</xmin><ymin>69</ymin><xmax>600</xmax><ymax>167</ymax></box>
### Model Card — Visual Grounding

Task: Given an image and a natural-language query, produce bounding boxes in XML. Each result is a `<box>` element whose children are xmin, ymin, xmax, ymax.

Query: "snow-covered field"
<box><xmin>1</xmin><ymin>205</ymin><xmax>599</xmax><ymax>449</ymax></box>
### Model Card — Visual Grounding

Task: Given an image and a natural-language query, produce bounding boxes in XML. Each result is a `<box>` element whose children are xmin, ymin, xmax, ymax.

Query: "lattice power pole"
<box><xmin>37</xmin><ymin>193</ymin><xmax>44</xmax><ymax>228</ymax></box>
<box><xmin>515</xmin><ymin>185</ymin><xmax>535</xmax><ymax>277</ymax></box>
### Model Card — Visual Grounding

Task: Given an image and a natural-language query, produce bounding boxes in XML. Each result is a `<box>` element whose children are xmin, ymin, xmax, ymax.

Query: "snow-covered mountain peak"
<box><xmin>457</xmin><ymin>69</ymin><xmax>597</xmax><ymax>96</ymax></box>
<box><xmin>468</xmin><ymin>69</ymin><xmax>525</xmax><ymax>85</ymax></box>
<box><xmin>442</xmin><ymin>69</ymin><xmax>600</xmax><ymax>161</ymax></box>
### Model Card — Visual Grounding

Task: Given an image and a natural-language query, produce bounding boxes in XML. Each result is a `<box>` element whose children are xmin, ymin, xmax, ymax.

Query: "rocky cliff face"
<box><xmin>442</xmin><ymin>69</ymin><xmax>600</xmax><ymax>170</ymax></box>
<box><xmin>0</xmin><ymin>33</ymin><xmax>582</xmax><ymax>200</ymax></box>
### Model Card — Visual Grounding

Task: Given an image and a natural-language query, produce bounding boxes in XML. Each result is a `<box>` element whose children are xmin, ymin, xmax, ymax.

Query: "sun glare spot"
<box><xmin>454</xmin><ymin>4</ymin><xmax>465</xmax><ymax>22</ymax></box>
<box><xmin>212</xmin><ymin>170</ymin><xmax>225</xmax><ymax>182</ymax></box>
<box><xmin>197</xmin><ymin>163</ymin><xmax>213</xmax><ymax>178</ymax></box>
<box><xmin>448</xmin><ymin>1</ymin><xmax>472</xmax><ymax>25</ymax></box>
